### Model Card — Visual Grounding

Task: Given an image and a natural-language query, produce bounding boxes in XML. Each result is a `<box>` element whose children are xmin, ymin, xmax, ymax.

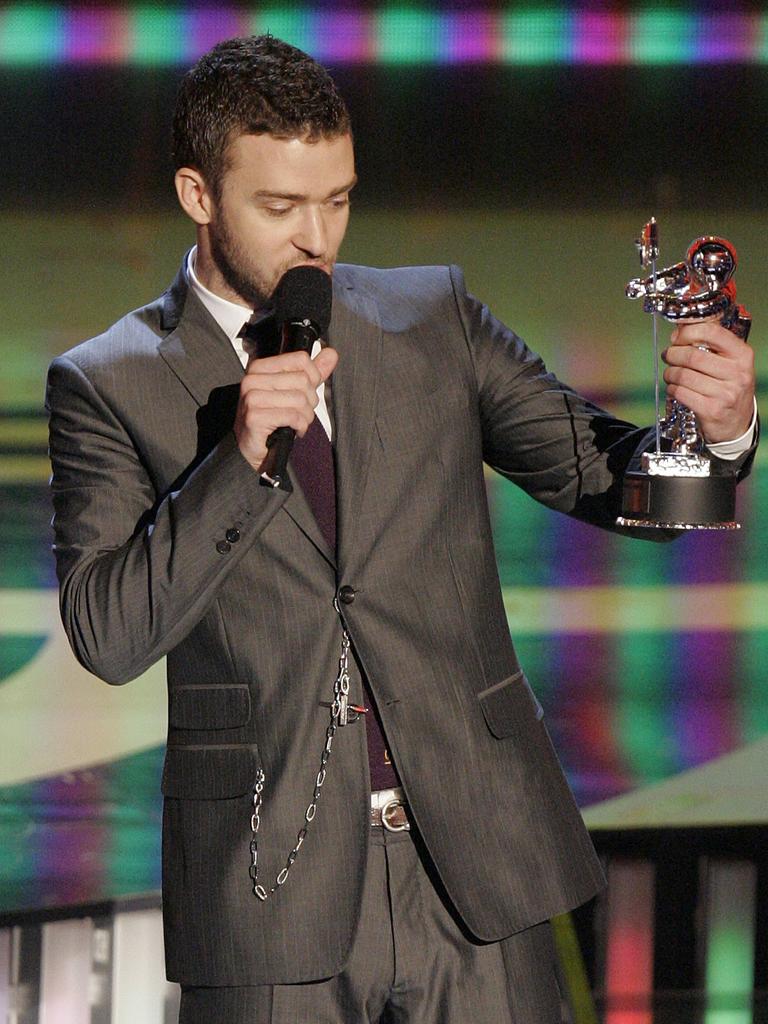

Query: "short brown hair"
<box><xmin>172</xmin><ymin>35</ymin><xmax>351</xmax><ymax>197</ymax></box>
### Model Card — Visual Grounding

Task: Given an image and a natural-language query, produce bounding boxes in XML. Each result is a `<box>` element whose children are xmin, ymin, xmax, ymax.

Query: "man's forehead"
<box><xmin>224</xmin><ymin>131</ymin><xmax>355</xmax><ymax>175</ymax></box>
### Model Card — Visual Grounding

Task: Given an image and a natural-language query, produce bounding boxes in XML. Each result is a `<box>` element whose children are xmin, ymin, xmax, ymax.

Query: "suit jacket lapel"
<box><xmin>157</xmin><ymin>262</ymin><xmax>335</xmax><ymax>567</ymax></box>
<box><xmin>330</xmin><ymin>273</ymin><xmax>382</xmax><ymax>576</ymax></box>
<box><xmin>157</xmin><ymin>265</ymin><xmax>243</xmax><ymax>404</ymax></box>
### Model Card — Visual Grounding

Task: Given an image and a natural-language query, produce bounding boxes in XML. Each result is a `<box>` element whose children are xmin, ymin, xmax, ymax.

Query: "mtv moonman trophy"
<box><xmin>616</xmin><ymin>219</ymin><xmax>751</xmax><ymax>530</ymax></box>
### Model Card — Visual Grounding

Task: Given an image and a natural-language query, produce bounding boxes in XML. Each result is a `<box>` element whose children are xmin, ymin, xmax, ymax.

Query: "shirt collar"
<box><xmin>185</xmin><ymin>246</ymin><xmax>254</xmax><ymax>344</ymax></box>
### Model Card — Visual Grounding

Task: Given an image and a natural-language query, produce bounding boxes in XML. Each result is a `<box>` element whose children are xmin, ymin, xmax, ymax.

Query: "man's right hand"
<box><xmin>234</xmin><ymin>347</ymin><xmax>339</xmax><ymax>471</ymax></box>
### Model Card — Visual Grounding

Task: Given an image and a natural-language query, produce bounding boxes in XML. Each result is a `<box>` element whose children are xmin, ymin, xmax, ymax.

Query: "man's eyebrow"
<box><xmin>329</xmin><ymin>175</ymin><xmax>358</xmax><ymax>197</ymax></box>
<box><xmin>253</xmin><ymin>176</ymin><xmax>358</xmax><ymax>202</ymax></box>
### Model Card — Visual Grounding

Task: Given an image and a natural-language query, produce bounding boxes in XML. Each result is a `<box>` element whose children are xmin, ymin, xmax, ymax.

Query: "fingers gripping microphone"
<box><xmin>259</xmin><ymin>266</ymin><xmax>333</xmax><ymax>490</ymax></box>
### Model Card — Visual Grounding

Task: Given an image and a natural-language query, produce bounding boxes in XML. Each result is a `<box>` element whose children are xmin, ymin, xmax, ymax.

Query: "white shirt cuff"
<box><xmin>705</xmin><ymin>399</ymin><xmax>758</xmax><ymax>460</ymax></box>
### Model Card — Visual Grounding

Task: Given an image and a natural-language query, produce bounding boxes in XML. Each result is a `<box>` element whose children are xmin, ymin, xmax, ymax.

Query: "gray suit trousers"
<box><xmin>178</xmin><ymin>826</ymin><xmax>561</xmax><ymax>1024</ymax></box>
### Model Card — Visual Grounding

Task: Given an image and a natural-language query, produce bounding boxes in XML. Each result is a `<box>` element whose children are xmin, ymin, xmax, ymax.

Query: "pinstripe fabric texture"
<box><xmin>47</xmin><ymin>259</ymin><xmax>747</xmax><ymax>987</ymax></box>
<box><xmin>180</xmin><ymin>828</ymin><xmax>562</xmax><ymax>1023</ymax></box>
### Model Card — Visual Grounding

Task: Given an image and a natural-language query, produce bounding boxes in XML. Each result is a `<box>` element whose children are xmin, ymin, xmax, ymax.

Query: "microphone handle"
<box><xmin>259</xmin><ymin>427</ymin><xmax>295</xmax><ymax>489</ymax></box>
<box><xmin>259</xmin><ymin>320</ymin><xmax>319</xmax><ymax>490</ymax></box>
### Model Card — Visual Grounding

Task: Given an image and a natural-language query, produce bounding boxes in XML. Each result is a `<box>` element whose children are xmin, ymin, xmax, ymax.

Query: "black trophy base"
<box><xmin>616</xmin><ymin>471</ymin><xmax>739</xmax><ymax>530</ymax></box>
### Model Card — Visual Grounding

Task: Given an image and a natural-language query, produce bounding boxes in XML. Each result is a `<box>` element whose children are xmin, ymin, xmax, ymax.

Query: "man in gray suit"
<box><xmin>47</xmin><ymin>35</ymin><xmax>757</xmax><ymax>1023</ymax></box>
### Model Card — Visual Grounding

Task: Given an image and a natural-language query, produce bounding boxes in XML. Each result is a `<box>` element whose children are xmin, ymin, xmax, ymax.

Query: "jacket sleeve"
<box><xmin>47</xmin><ymin>353</ymin><xmax>288</xmax><ymax>684</ymax></box>
<box><xmin>448</xmin><ymin>264</ymin><xmax>755</xmax><ymax>532</ymax></box>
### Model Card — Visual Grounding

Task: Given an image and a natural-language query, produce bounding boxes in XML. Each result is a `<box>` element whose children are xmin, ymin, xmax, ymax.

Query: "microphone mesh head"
<box><xmin>273</xmin><ymin>266</ymin><xmax>333</xmax><ymax>334</ymax></box>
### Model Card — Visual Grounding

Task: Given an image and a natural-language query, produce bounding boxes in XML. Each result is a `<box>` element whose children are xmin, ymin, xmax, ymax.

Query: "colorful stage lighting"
<box><xmin>1</xmin><ymin>6</ymin><xmax>768</xmax><ymax>68</ymax></box>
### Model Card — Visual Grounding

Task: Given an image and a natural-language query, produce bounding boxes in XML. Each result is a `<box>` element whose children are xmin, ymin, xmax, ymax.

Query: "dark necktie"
<box><xmin>240</xmin><ymin>319</ymin><xmax>399</xmax><ymax>791</ymax></box>
<box><xmin>291</xmin><ymin>418</ymin><xmax>336</xmax><ymax>554</ymax></box>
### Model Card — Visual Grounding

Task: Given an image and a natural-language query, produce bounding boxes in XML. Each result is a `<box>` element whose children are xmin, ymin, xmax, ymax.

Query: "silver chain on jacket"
<box><xmin>249</xmin><ymin>622</ymin><xmax>351</xmax><ymax>900</ymax></box>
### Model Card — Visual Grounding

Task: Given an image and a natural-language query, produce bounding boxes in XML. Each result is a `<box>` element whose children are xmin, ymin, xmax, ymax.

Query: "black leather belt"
<box><xmin>370</xmin><ymin>787</ymin><xmax>410</xmax><ymax>832</ymax></box>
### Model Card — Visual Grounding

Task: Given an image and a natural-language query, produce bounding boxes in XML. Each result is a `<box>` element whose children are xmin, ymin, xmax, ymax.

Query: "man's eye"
<box><xmin>265</xmin><ymin>206</ymin><xmax>290</xmax><ymax>217</ymax></box>
<box><xmin>330</xmin><ymin>196</ymin><xmax>349</xmax><ymax>209</ymax></box>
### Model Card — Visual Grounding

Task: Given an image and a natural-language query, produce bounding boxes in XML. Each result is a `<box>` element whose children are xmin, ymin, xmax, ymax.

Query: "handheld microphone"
<box><xmin>259</xmin><ymin>266</ymin><xmax>333</xmax><ymax>490</ymax></box>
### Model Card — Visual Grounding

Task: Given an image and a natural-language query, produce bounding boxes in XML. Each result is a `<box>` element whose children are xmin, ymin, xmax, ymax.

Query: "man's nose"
<box><xmin>293</xmin><ymin>208</ymin><xmax>327</xmax><ymax>259</ymax></box>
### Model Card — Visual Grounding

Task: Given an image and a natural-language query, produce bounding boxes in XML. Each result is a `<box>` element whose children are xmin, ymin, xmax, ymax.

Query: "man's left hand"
<box><xmin>662</xmin><ymin>320</ymin><xmax>756</xmax><ymax>444</ymax></box>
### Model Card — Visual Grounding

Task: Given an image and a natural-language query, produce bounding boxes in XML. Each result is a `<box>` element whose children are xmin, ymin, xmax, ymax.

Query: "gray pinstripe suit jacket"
<box><xmin>47</xmin><ymin>260</ymin><xmax>741</xmax><ymax>986</ymax></box>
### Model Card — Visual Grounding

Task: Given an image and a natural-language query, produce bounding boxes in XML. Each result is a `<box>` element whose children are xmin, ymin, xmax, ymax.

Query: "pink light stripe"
<box><xmin>573</xmin><ymin>13</ymin><xmax>627</xmax><ymax>65</ymax></box>
<box><xmin>443</xmin><ymin>13</ymin><xmax>500</xmax><ymax>64</ymax></box>
<box><xmin>694</xmin><ymin>13</ymin><xmax>760</xmax><ymax>63</ymax></box>
<box><xmin>674</xmin><ymin>631</ymin><xmax>738</xmax><ymax>769</ymax></box>
<box><xmin>555</xmin><ymin>633</ymin><xmax>632</xmax><ymax>802</ymax></box>
<box><xmin>313</xmin><ymin>12</ymin><xmax>372</xmax><ymax>64</ymax></box>
<box><xmin>188</xmin><ymin>9</ymin><xmax>251</xmax><ymax>58</ymax></box>
<box><xmin>604</xmin><ymin>860</ymin><xmax>655</xmax><ymax>1024</ymax></box>
<box><xmin>65</xmin><ymin>8</ymin><xmax>129</xmax><ymax>65</ymax></box>
<box><xmin>32</xmin><ymin>774</ymin><xmax>108</xmax><ymax>907</ymax></box>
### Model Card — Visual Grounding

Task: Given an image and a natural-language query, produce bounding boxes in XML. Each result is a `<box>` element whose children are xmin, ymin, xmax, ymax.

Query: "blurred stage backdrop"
<box><xmin>1</xmin><ymin>2</ymin><xmax>767</xmax><ymax>1021</ymax></box>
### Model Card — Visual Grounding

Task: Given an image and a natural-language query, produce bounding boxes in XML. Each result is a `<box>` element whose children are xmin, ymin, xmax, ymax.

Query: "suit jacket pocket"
<box><xmin>168</xmin><ymin>684</ymin><xmax>251</xmax><ymax>730</ymax></box>
<box><xmin>161</xmin><ymin>745</ymin><xmax>259</xmax><ymax>799</ymax></box>
<box><xmin>477</xmin><ymin>671</ymin><xmax>544</xmax><ymax>740</ymax></box>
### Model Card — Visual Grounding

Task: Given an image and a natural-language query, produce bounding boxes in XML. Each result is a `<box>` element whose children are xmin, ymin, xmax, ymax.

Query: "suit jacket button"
<box><xmin>216</xmin><ymin>540</ymin><xmax>231</xmax><ymax>554</ymax></box>
<box><xmin>226</xmin><ymin>528</ymin><xmax>241</xmax><ymax>543</ymax></box>
<box><xmin>338</xmin><ymin>585</ymin><xmax>356</xmax><ymax>605</ymax></box>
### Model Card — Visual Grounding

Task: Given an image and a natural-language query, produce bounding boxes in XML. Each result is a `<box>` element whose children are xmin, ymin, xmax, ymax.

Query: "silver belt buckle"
<box><xmin>380</xmin><ymin>797</ymin><xmax>410</xmax><ymax>832</ymax></box>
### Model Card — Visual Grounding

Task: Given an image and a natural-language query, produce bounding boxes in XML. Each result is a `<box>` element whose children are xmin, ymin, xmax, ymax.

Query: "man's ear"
<box><xmin>174</xmin><ymin>166</ymin><xmax>214</xmax><ymax>225</ymax></box>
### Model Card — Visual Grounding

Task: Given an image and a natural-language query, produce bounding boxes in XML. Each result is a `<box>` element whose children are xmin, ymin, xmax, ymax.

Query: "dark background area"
<box><xmin>4</xmin><ymin>62</ymin><xmax>767</xmax><ymax>211</ymax></box>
